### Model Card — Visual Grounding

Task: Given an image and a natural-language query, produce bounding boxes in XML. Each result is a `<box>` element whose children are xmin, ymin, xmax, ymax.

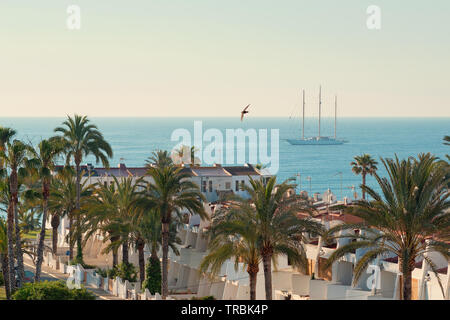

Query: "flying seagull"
<box><xmin>241</xmin><ymin>104</ymin><xmax>250</xmax><ymax>121</ymax></box>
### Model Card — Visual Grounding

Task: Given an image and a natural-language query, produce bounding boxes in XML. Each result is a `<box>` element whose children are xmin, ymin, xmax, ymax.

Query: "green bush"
<box><xmin>12</xmin><ymin>281</ymin><xmax>96</xmax><ymax>300</ymax></box>
<box><xmin>95</xmin><ymin>268</ymin><xmax>108</xmax><ymax>278</ymax></box>
<box><xmin>142</xmin><ymin>257</ymin><xmax>161</xmax><ymax>294</ymax></box>
<box><xmin>106</xmin><ymin>263</ymin><xmax>137</xmax><ymax>282</ymax></box>
<box><xmin>0</xmin><ymin>271</ymin><xmax>4</xmax><ymax>286</ymax></box>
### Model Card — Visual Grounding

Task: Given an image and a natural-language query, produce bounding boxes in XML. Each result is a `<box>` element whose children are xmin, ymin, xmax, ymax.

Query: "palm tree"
<box><xmin>0</xmin><ymin>218</ymin><xmax>11</xmax><ymax>299</ymax></box>
<box><xmin>27</xmin><ymin>139</ymin><xmax>64</xmax><ymax>282</ymax></box>
<box><xmin>351</xmin><ymin>154</ymin><xmax>378</xmax><ymax>200</ymax></box>
<box><xmin>0</xmin><ymin>127</ymin><xmax>16</xmax><ymax>291</ymax></box>
<box><xmin>53</xmin><ymin>115</ymin><xmax>113</xmax><ymax>262</ymax></box>
<box><xmin>232</xmin><ymin>176</ymin><xmax>323</xmax><ymax>300</ymax></box>
<box><xmin>0</xmin><ymin>139</ymin><xmax>33</xmax><ymax>289</ymax></box>
<box><xmin>138</xmin><ymin>151</ymin><xmax>208</xmax><ymax>299</ymax></box>
<box><xmin>131</xmin><ymin>208</ymin><xmax>181</xmax><ymax>284</ymax></box>
<box><xmin>83</xmin><ymin>176</ymin><xmax>142</xmax><ymax>268</ymax></box>
<box><xmin>48</xmin><ymin>167</ymin><xmax>91</xmax><ymax>259</ymax></box>
<box><xmin>200</xmin><ymin>211</ymin><xmax>261</xmax><ymax>300</ymax></box>
<box><xmin>323</xmin><ymin>153</ymin><xmax>450</xmax><ymax>300</ymax></box>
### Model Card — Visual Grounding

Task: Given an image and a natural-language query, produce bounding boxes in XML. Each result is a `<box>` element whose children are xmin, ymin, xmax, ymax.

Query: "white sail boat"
<box><xmin>287</xmin><ymin>86</ymin><xmax>348</xmax><ymax>145</ymax></box>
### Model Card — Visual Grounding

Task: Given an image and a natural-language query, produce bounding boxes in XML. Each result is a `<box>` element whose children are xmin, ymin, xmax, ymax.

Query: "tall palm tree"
<box><xmin>138</xmin><ymin>151</ymin><xmax>208</xmax><ymax>299</ymax></box>
<box><xmin>323</xmin><ymin>153</ymin><xmax>450</xmax><ymax>300</ymax></box>
<box><xmin>200</xmin><ymin>211</ymin><xmax>261</xmax><ymax>300</ymax></box>
<box><xmin>53</xmin><ymin>115</ymin><xmax>113</xmax><ymax>262</ymax></box>
<box><xmin>27</xmin><ymin>139</ymin><xmax>64</xmax><ymax>282</ymax></box>
<box><xmin>233</xmin><ymin>176</ymin><xmax>323</xmax><ymax>300</ymax></box>
<box><xmin>0</xmin><ymin>139</ymin><xmax>33</xmax><ymax>289</ymax></box>
<box><xmin>0</xmin><ymin>218</ymin><xmax>11</xmax><ymax>299</ymax></box>
<box><xmin>0</xmin><ymin>127</ymin><xmax>16</xmax><ymax>291</ymax></box>
<box><xmin>351</xmin><ymin>154</ymin><xmax>378</xmax><ymax>200</ymax></box>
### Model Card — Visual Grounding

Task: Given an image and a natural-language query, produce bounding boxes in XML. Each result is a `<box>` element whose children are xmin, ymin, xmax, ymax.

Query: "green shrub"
<box><xmin>12</xmin><ymin>281</ymin><xmax>96</xmax><ymax>300</ymax></box>
<box><xmin>106</xmin><ymin>263</ymin><xmax>137</xmax><ymax>282</ymax></box>
<box><xmin>142</xmin><ymin>257</ymin><xmax>161</xmax><ymax>294</ymax></box>
<box><xmin>95</xmin><ymin>268</ymin><xmax>108</xmax><ymax>278</ymax></box>
<box><xmin>0</xmin><ymin>271</ymin><xmax>4</xmax><ymax>286</ymax></box>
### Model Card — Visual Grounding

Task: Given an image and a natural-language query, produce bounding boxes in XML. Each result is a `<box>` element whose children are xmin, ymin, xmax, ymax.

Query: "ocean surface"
<box><xmin>0</xmin><ymin>117</ymin><xmax>449</xmax><ymax>201</ymax></box>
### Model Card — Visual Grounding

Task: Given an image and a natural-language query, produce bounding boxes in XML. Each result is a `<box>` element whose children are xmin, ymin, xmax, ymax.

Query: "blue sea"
<box><xmin>0</xmin><ymin>117</ymin><xmax>449</xmax><ymax>201</ymax></box>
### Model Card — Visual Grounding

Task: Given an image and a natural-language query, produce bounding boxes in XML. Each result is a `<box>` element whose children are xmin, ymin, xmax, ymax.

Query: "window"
<box><xmin>202</xmin><ymin>180</ymin><xmax>206</xmax><ymax>192</ymax></box>
<box><xmin>225</xmin><ymin>182</ymin><xmax>231</xmax><ymax>189</ymax></box>
<box><xmin>104</xmin><ymin>182</ymin><xmax>107</xmax><ymax>187</ymax></box>
<box><xmin>235</xmin><ymin>180</ymin><xmax>239</xmax><ymax>191</ymax></box>
<box><xmin>208</xmin><ymin>181</ymin><xmax>212</xmax><ymax>192</ymax></box>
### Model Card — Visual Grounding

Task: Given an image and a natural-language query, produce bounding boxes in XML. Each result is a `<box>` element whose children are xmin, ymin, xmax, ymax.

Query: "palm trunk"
<box><xmin>6</xmin><ymin>200</ymin><xmax>15</xmax><ymax>292</ymax></box>
<box><xmin>69</xmin><ymin>216</ymin><xmax>74</xmax><ymax>261</ymax></box>
<box><xmin>1</xmin><ymin>253</ymin><xmax>11</xmax><ymax>300</ymax></box>
<box><xmin>362</xmin><ymin>173</ymin><xmax>366</xmax><ymax>200</ymax></box>
<box><xmin>110</xmin><ymin>235</ymin><xmax>119</xmax><ymax>268</ymax></box>
<box><xmin>137</xmin><ymin>239</ymin><xmax>145</xmax><ymax>284</ymax></box>
<box><xmin>35</xmin><ymin>180</ymin><xmax>50</xmax><ymax>282</ymax></box>
<box><xmin>112</xmin><ymin>249</ymin><xmax>118</xmax><ymax>268</ymax></box>
<box><xmin>247</xmin><ymin>264</ymin><xmax>259</xmax><ymax>300</ymax></box>
<box><xmin>122</xmin><ymin>240</ymin><xmax>129</xmax><ymax>265</ymax></box>
<box><xmin>11</xmin><ymin>170</ymin><xmax>24</xmax><ymax>288</ymax></box>
<box><xmin>262</xmin><ymin>251</ymin><xmax>273</xmax><ymax>300</ymax></box>
<box><xmin>75</xmin><ymin>161</ymin><xmax>83</xmax><ymax>263</ymax></box>
<box><xmin>161</xmin><ymin>222</ymin><xmax>169</xmax><ymax>299</ymax></box>
<box><xmin>51</xmin><ymin>214</ymin><xmax>60</xmax><ymax>255</ymax></box>
<box><xmin>399</xmin><ymin>258</ymin><xmax>413</xmax><ymax>300</ymax></box>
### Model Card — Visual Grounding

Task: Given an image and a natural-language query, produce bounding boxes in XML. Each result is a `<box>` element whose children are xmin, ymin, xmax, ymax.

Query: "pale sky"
<box><xmin>1</xmin><ymin>0</ymin><xmax>449</xmax><ymax>117</ymax></box>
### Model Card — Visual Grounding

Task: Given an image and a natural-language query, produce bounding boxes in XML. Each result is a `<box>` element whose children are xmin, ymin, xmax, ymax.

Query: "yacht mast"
<box><xmin>318</xmin><ymin>85</ymin><xmax>321</xmax><ymax>138</ymax></box>
<box><xmin>302</xmin><ymin>89</ymin><xmax>305</xmax><ymax>140</ymax></box>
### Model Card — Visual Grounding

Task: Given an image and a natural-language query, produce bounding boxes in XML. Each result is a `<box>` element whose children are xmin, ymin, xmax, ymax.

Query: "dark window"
<box><xmin>235</xmin><ymin>180</ymin><xmax>239</xmax><ymax>191</ymax></box>
<box><xmin>208</xmin><ymin>181</ymin><xmax>212</xmax><ymax>192</ymax></box>
<box><xmin>202</xmin><ymin>181</ymin><xmax>206</xmax><ymax>192</ymax></box>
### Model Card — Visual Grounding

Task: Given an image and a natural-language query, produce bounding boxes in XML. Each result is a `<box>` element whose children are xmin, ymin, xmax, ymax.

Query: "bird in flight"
<box><xmin>241</xmin><ymin>104</ymin><xmax>250</xmax><ymax>121</ymax></box>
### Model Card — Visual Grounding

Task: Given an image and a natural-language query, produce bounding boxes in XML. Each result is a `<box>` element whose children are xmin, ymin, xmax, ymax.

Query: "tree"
<box><xmin>351</xmin><ymin>154</ymin><xmax>378</xmax><ymax>200</ymax></box>
<box><xmin>48</xmin><ymin>167</ymin><xmax>92</xmax><ymax>259</ymax></box>
<box><xmin>28</xmin><ymin>139</ymin><xmax>64</xmax><ymax>282</ymax></box>
<box><xmin>132</xmin><ymin>208</ymin><xmax>181</xmax><ymax>285</ymax></box>
<box><xmin>0</xmin><ymin>218</ymin><xmax>11</xmax><ymax>299</ymax></box>
<box><xmin>0</xmin><ymin>127</ymin><xmax>17</xmax><ymax>291</ymax></box>
<box><xmin>53</xmin><ymin>115</ymin><xmax>113</xmax><ymax>263</ymax></box>
<box><xmin>138</xmin><ymin>150</ymin><xmax>208</xmax><ymax>299</ymax></box>
<box><xmin>231</xmin><ymin>176</ymin><xmax>323</xmax><ymax>300</ymax></box>
<box><xmin>200</xmin><ymin>211</ymin><xmax>262</xmax><ymax>300</ymax></box>
<box><xmin>142</xmin><ymin>257</ymin><xmax>162</xmax><ymax>295</ymax></box>
<box><xmin>323</xmin><ymin>153</ymin><xmax>450</xmax><ymax>300</ymax></box>
<box><xmin>0</xmin><ymin>139</ymin><xmax>33</xmax><ymax>289</ymax></box>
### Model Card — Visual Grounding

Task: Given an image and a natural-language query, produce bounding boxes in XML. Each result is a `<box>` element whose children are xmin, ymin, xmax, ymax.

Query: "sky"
<box><xmin>1</xmin><ymin>0</ymin><xmax>449</xmax><ymax>118</ymax></box>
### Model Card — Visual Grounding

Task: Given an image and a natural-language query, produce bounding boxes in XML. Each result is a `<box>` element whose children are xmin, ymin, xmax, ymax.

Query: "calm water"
<box><xmin>0</xmin><ymin>117</ymin><xmax>449</xmax><ymax>200</ymax></box>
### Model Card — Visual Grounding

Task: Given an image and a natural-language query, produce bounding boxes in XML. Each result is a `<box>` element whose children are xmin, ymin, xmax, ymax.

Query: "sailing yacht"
<box><xmin>287</xmin><ymin>86</ymin><xmax>348</xmax><ymax>145</ymax></box>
